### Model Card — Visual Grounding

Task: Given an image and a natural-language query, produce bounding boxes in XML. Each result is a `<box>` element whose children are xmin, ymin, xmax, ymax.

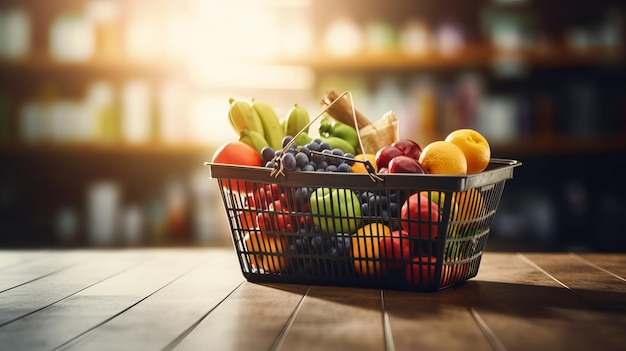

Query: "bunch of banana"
<box><xmin>228</xmin><ymin>97</ymin><xmax>288</xmax><ymax>156</ymax></box>
<box><xmin>283</xmin><ymin>104</ymin><xmax>312</xmax><ymax>146</ymax></box>
<box><xmin>251</xmin><ymin>98</ymin><xmax>285</xmax><ymax>151</ymax></box>
<box><xmin>228</xmin><ymin>98</ymin><xmax>264</xmax><ymax>137</ymax></box>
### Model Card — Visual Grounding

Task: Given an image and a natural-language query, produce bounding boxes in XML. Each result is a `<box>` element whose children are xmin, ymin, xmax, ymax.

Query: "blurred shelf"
<box><xmin>491</xmin><ymin>135</ymin><xmax>626</xmax><ymax>157</ymax></box>
<box><xmin>1</xmin><ymin>46</ymin><xmax>622</xmax><ymax>79</ymax></box>
<box><xmin>0</xmin><ymin>56</ymin><xmax>185</xmax><ymax>77</ymax></box>
<box><xmin>0</xmin><ymin>142</ymin><xmax>215</xmax><ymax>158</ymax></box>
<box><xmin>276</xmin><ymin>46</ymin><xmax>625</xmax><ymax>71</ymax></box>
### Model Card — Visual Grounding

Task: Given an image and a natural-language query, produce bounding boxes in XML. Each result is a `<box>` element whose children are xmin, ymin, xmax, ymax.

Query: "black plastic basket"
<box><xmin>206</xmin><ymin>158</ymin><xmax>520</xmax><ymax>292</ymax></box>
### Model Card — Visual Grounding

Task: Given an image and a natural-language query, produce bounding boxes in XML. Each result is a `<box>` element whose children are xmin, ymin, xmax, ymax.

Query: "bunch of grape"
<box><xmin>359</xmin><ymin>191</ymin><xmax>404</xmax><ymax>230</ymax></box>
<box><xmin>261</xmin><ymin>136</ymin><xmax>355</xmax><ymax>173</ymax></box>
<box><xmin>288</xmin><ymin>231</ymin><xmax>353</xmax><ymax>275</ymax></box>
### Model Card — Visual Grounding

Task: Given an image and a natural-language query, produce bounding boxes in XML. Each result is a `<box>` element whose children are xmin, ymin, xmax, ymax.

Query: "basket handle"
<box><xmin>270</xmin><ymin>91</ymin><xmax>383</xmax><ymax>183</ymax></box>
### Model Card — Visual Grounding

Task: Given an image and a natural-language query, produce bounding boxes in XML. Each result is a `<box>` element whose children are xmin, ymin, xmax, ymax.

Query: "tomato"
<box><xmin>211</xmin><ymin>142</ymin><xmax>262</xmax><ymax>193</ymax></box>
<box><xmin>405</xmin><ymin>255</ymin><xmax>437</xmax><ymax>286</ymax></box>
<box><xmin>400</xmin><ymin>193</ymin><xmax>439</xmax><ymax>239</ymax></box>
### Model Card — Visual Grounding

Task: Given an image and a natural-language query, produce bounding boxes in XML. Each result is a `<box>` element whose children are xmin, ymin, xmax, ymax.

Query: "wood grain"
<box><xmin>1</xmin><ymin>250</ymin><xmax>625</xmax><ymax>351</ymax></box>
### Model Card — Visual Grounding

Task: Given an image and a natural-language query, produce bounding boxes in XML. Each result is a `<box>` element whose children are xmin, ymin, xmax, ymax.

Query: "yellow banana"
<box><xmin>251</xmin><ymin>98</ymin><xmax>284</xmax><ymax>151</ymax></box>
<box><xmin>228</xmin><ymin>98</ymin><xmax>265</xmax><ymax>137</ymax></box>
<box><xmin>239</xmin><ymin>128</ymin><xmax>270</xmax><ymax>157</ymax></box>
<box><xmin>284</xmin><ymin>104</ymin><xmax>312</xmax><ymax>146</ymax></box>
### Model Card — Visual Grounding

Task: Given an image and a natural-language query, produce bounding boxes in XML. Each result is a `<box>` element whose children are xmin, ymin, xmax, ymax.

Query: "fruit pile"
<box><xmin>211</xmin><ymin>96</ymin><xmax>493</xmax><ymax>288</ymax></box>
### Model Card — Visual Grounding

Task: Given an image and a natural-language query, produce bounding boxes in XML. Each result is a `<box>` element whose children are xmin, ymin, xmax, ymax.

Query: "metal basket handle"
<box><xmin>270</xmin><ymin>91</ymin><xmax>383</xmax><ymax>183</ymax></box>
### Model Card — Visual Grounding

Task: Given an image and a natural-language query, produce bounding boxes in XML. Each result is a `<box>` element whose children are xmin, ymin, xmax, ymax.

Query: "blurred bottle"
<box><xmin>86</xmin><ymin>0</ymin><xmax>122</xmax><ymax>59</ymax></box>
<box><xmin>86</xmin><ymin>81</ymin><xmax>120</xmax><ymax>143</ymax></box>
<box><xmin>406</xmin><ymin>78</ymin><xmax>438</xmax><ymax>144</ymax></box>
<box><xmin>50</xmin><ymin>12</ymin><xmax>95</xmax><ymax>62</ymax></box>
<box><xmin>122</xmin><ymin>80</ymin><xmax>151</xmax><ymax>144</ymax></box>
<box><xmin>124</xmin><ymin>5</ymin><xmax>162</xmax><ymax>61</ymax></box>
<box><xmin>54</xmin><ymin>206</ymin><xmax>80</xmax><ymax>246</ymax></box>
<box><xmin>158</xmin><ymin>81</ymin><xmax>187</xmax><ymax>144</ymax></box>
<box><xmin>121</xmin><ymin>204</ymin><xmax>144</xmax><ymax>246</ymax></box>
<box><xmin>0</xmin><ymin>8</ymin><xmax>30</xmax><ymax>59</ymax></box>
<box><xmin>164</xmin><ymin>179</ymin><xmax>189</xmax><ymax>243</ymax></box>
<box><xmin>436</xmin><ymin>22</ymin><xmax>465</xmax><ymax>56</ymax></box>
<box><xmin>477</xmin><ymin>95</ymin><xmax>518</xmax><ymax>143</ymax></box>
<box><xmin>87</xmin><ymin>181</ymin><xmax>121</xmax><ymax>246</ymax></box>
<box><xmin>323</xmin><ymin>17</ymin><xmax>364</xmax><ymax>57</ymax></box>
<box><xmin>365</xmin><ymin>20</ymin><xmax>396</xmax><ymax>55</ymax></box>
<box><xmin>399</xmin><ymin>19</ymin><xmax>432</xmax><ymax>56</ymax></box>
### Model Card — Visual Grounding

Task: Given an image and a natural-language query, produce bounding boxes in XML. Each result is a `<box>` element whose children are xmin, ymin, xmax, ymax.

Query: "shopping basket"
<box><xmin>206</xmin><ymin>92</ymin><xmax>521</xmax><ymax>292</ymax></box>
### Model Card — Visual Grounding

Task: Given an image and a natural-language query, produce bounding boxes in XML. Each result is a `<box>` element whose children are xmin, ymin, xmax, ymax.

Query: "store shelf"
<box><xmin>0</xmin><ymin>142</ymin><xmax>215</xmax><ymax>158</ymax></box>
<box><xmin>0</xmin><ymin>56</ymin><xmax>184</xmax><ymax>77</ymax></box>
<box><xmin>491</xmin><ymin>134</ymin><xmax>626</xmax><ymax>157</ymax></box>
<box><xmin>276</xmin><ymin>46</ymin><xmax>625</xmax><ymax>72</ymax></box>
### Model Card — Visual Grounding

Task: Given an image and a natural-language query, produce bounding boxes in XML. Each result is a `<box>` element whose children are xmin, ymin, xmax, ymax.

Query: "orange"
<box><xmin>451</xmin><ymin>188</ymin><xmax>484</xmax><ymax>225</ymax></box>
<box><xmin>418</xmin><ymin>141</ymin><xmax>467</xmax><ymax>175</ymax></box>
<box><xmin>211</xmin><ymin>141</ymin><xmax>262</xmax><ymax>192</ymax></box>
<box><xmin>351</xmin><ymin>223</ymin><xmax>391</xmax><ymax>277</ymax></box>
<box><xmin>351</xmin><ymin>153</ymin><xmax>378</xmax><ymax>174</ymax></box>
<box><xmin>244</xmin><ymin>232</ymin><xmax>290</xmax><ymax>273</ymax></box>
<box><xmin>444</xmin><ymin>129</ymin><xmax>490</xmax><ymax>174</ymax></box>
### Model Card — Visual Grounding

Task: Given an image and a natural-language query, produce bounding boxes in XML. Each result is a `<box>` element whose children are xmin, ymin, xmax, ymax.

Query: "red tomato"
<box><xmin>405</xmin><ymin>255</ymin><xmax>437</xmax><ymax>286</ymax></box>
<box><xmin>379</xmin><ymin>230</ymin><xmax>412</xmax><ymax>269</ymax></box>
<box><xmin>400</xmin><ymin>193</ymin><xmax>439</xmax><ymax>239</ymax></box>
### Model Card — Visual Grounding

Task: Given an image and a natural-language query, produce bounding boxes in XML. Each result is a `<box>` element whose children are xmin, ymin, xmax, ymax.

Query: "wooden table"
<box><xmin>1</xmin><ymin>249</ymin><xmax>624</xmax><ymax>351</ymax></box>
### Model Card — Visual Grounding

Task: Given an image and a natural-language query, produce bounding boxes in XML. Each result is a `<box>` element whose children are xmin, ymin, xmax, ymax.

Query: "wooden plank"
<box><xmin>0</xmin><ymin>250</ymin><xmax>147</xmax><ymax>327</ymax></box>
<box><xmin>455</xmin><ymin>253</ymin><xmax>626</xmax><ymax>351</ymax></box>
<box><xmin>174</xmin><ymin>281</ymin><xmax>308</xmax><ymax>351</ymax></box>
<box><xmin>51</xmin><ymin>249</ymin><xmax>244</xmax><ymax>351</ymax></box>
<box><xmin>574</xmin><ymin>253</ymin><xmax>626</xmax><ymax>281</ymax></box>
<box><xmin>278</xmin><ymin>286</ymin><xmax>385</xmax><ymax>351</ymax></box>
<box><xmin>0</xmin><ymin>251</ymin><xmax>95</xmax><ymax>292</ymax></box>
<box><xmin>523</xmin><ymin>253</ymin><xmax>626</xmax><ymax>314</ymax></box>
<box><xmin>383</xmin><ymin>288</ymin><xmax>491</xmax><ymax>351</ymax></box>
<box><xmin>0</xmin><ymin>250</ymin><xmax>51</xmax><ymax>270</ymax></box>
<box><xmin>0</xmin><ymin>249</ymin><xmax>207</xmax><ymax>350</ymax></box>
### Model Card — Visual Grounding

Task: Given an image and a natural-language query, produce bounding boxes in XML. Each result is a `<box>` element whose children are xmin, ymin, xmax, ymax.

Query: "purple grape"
<box><xmin>282</xmin><ymin>153</ymin><xmax>297</xmax><ymax>171</ymax></box>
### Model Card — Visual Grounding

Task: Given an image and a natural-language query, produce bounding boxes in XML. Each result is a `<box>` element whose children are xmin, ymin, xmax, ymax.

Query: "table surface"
<box><xmin>0</xmin><ymin>249</ymin><xmax>624</xmax><ymax>351</ymax></box>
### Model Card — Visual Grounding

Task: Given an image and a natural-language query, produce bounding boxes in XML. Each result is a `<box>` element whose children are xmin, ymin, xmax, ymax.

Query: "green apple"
<box><xmin>309</xmin><ymin>188</ymin><xmax>361</xmax><ymax>234</ymax></box>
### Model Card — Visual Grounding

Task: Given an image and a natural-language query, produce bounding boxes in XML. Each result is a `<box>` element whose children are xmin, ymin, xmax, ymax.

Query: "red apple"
<box><xmin>379</xmin><ymin>230</ymin><xmax>412</xmax><ymax>269</ymax></box>
<box><xmin>375</xmin><ymin>146</ymin><xmax>404</xmax><ymax>170</ymax></box>
<box><xmin>400</xmin><ymin>193</ymin><xmax>439</xmax><ymax>239</ymax></box>
<box><xmin>256</xmin><ymin>200</ymin><xmax>297</xmax><ymax>233</ymax></box>
<box><xmin>388</xmin><ymin>156</ymin><xmax>425</xmax><ymax>174</ymax></box>
<box><xmin>392</xmin><ymin>139</ymin><xmax>422</xmax><ymax>160</ymax></box>
<box><xmin>405</xmin><ymin>255</ymin><xmax>437</xmax><ymax>286</ymax></box>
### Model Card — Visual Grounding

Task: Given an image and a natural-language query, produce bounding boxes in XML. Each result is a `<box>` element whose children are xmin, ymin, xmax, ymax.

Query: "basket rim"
<box><xmin>205</xmin><ymin>158</ymin><xmax>521</xmax><ymax>192</ymax></box>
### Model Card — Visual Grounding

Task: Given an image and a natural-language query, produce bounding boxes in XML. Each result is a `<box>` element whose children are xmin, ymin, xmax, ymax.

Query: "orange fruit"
<box><xmin>444</xmin><ymin>129</ymin><xmax>490</xmax><ymax>174</ymax></box>
<box><xmin>211</xmin><ymin>141</ymin><xmax>262</xmax><ymax>192</ymax></box>
<box><xmin>351</xmin><ymin>223</ymin><xmax>391</xmax><ymax>277</ymax></box>
<box><xmin>451</xmin><ymin>188</ymin><xmax>484</xmax><ymax>224</ymax></box>
<box><xmin>351</xmin><ymin>153</ymin><xmax>378</xmax><ymax>174</ymax></box>
<box><xmin>418</xmin><ymin>141</ymin><xmax>467</xmax><ymax>175</ymax></box>
<box><xmin>244</xmin><ymin>232</ymin><xmax>290</xmax><ymax>273</ymax></box>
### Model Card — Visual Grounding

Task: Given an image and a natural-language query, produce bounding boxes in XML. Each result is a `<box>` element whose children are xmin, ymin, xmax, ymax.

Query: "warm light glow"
<box><xmin>189</xmin><ymin>64</ymin><xmax>314</xmax><ymax>90</ymax></box>
<box><xmin>323</xmin><ymin>18</ymin><xmax>364</xmax><ymax>57</ymax></box>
